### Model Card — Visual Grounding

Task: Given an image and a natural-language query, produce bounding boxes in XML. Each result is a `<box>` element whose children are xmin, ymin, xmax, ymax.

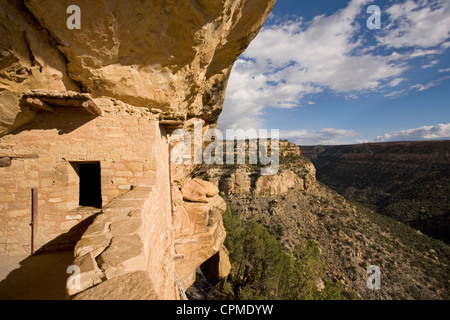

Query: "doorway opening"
<box><xmin>71</xmin><ymin>162</ymin><xmax>102</xmax><ymax>207</ymax></box>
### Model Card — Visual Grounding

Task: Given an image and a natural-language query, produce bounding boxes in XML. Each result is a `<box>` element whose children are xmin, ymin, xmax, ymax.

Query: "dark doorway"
<box><xmin>73</xmin><ymin>162</ymin><xmax>102</xmax><ymax>207</ymax></box>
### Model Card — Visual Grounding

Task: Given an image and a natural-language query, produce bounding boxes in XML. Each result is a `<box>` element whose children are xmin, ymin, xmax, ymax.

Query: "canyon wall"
<box><xmin>301</xmin><ymin>141</ymin><xmax>450</xmax><ymax>243</ymax></box>
<box><xmin>198</xmin><ymin>140</ymin><xmax>315</xmax><ymax>197</ymax></box>
<box><xmin>202</xmin><ymin>141</ymin><xmax>450</xmax><ymax>300</ymax></box>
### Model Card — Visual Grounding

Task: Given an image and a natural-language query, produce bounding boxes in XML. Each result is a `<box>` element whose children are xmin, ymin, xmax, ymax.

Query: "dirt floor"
<box><xmin>0</xmin><ymin>251</ymin><xmax>74</xmax><ymax>300</ymax></box>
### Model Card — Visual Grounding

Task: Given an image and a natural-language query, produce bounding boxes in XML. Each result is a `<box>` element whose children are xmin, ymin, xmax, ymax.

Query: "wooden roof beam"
<box><xmin>25</xmin><ymin>98</ymin><xmax>55</xmax><ymax>113</ymax></box>
<box><xmin>82</xmin><ymin>100</ymin><xmax>103</xmax><ymax>117</ymax></box>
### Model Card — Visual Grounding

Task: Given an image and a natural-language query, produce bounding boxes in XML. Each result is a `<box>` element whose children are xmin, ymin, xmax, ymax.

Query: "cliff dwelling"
<box><xmin>0</xmin><ymin>91</ymin><xmax>166</xmax><ymax>250</ymax></box>
<box><xmin>0</xmin><ymin>88</ymin><xmax>229</xmax><ymax>299</ymax></box>
<box><xmin>0</xmin><ymin>0</ymin><xmax>277</xmax><ymax>300</ymax></box>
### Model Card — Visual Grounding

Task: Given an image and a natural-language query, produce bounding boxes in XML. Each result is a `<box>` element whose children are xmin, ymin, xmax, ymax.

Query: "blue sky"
<box><xmin>219</xmin><ymin>0</ymin><xmax>450</xmax><ymax>145</ymax></box>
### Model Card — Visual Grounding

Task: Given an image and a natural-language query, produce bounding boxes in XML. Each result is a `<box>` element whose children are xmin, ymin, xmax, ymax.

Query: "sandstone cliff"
<box><xmin>1</xmin><ymin>0</ymin><xmax>276</xmax><ymax>136</ymax></box>
<box><xmin>0</xmin><ymin>0</ymin><xmax>276</xmax><ymax>300</ymax></box>
<box><xmin>216</xmin><ymin>142</ymin><xmax>315</xmax><ymax>196</ymax></box>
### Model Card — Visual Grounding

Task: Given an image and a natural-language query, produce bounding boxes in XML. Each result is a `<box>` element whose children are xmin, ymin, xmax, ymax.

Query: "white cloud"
<box><xmin>385</xmin><ymin>75</ymin><xmax>450</xmax><ymax>97</ymax></box>
<box><xmin>280</xmin><ymin>128</ymin><xmax>359</xmax><ymax>145</ymax></box>
<box><xmin>280</xmin><ymin>124</ymin><xmax>450</xmax><ymax>145</ymax></box>
<box><xmin>378</xmin><ymin>0</ymin><xmax>450</xmax><ymax>49</ymax></box>
<box><xmin>388</xmin><ymin>77</ymin><xmax>405</xmax><ymax>87</ymax></box>
<box><xmin>220</xmin><ymin>0</ymin><xmax>406</xmax><ymax>130</ymax></box>
<box><xmin>384</xmin><ymin>89</ymin><xmax>407</xmax><ymax>98</ymax></box>
<box><xmin>409</xmin><ymin>75</ymin><xmax>450</xmax><ymax>91</ymax></box>
<box><xmin>410</xmin><ymin>49</ymin><xmax>439</xmax><ymax>58</ymax></box>
<box><xmin>439</xmin><ymin>68</ymin><xmax>450</xmax><ymax>73</ymax></box>
<box><xmin>242</xmin><ymin>0</ymin><xmax>406</xmax><ymax>93</ymax></box>
<box><xmin>421</xmin><ymin>60</ymin><xmax>439</xmax><ymax>69</ymax></box>
<box><xmin>375</xmin><ymin>123</ymin><xmax>450</xmax><ymax>142</ymax></box>
<box><xmin>220</xmin><ymin>0</ymin><xmax>450</xmax><ymax>131</ymax></box>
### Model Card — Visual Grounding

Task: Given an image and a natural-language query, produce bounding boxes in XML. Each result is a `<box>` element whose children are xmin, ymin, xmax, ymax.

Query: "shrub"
<box><xmin>223</xmin><ymin>204</ymin><xmax>347</xmax><ymax>300</ymax></box>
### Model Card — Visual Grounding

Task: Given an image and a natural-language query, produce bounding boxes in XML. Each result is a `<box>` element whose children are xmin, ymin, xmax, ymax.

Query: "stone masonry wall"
<box><xmin>0</xmin><ymin>100</ymin><xmax>163</xmax><ymax>256</ymax></box>
<box><xmin>70</xmin><ymin>185</ymin><xmax>175</xmax><ymax>300</ymax></box>
<box><xmin>71</xmin><ymin>118</ymin><xmax>228</xmax><ymax>299</ymax></box>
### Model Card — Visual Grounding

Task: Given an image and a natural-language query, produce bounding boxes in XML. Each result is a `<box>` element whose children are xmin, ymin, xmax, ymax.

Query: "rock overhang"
<box><xmin>21</xmin><ymin>0</ymin><xmax>277</xmax><ymax>122</ymax></box>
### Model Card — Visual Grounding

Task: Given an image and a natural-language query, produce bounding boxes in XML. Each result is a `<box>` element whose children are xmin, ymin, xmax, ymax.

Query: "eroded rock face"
<box><xmin>181</xmin><ymin>178</ymin><xmax>219</xmax><ymax>203</ymax></box>
<box><xmin>254</xmin><ymin>169</ymin><xmax>304</xmax><ymax>196</ymax></box>
<box><xmin>173</xmin><ymin>178</ymin><xmax>229</xmax><ymax>289</ymax></box>
<box><xmin>23</xmin><ymin>0</ymin><xmax>275</xmax><ymax>120</ymax></box>
<box><xmin>0</xmin><ymin>1</ymin><xmax>79</xmax><ymax>136</ymax></box>
<box><xmin>219</xmin><ymin>166</ymin><xmax>253</xmax><ymax>195</ymax></box>
<box><xmin>200</xmin><ymin>246</ymin><xmax>232</xmax><ymax>286</ymax></box>
<box><xmin>1</xmin><ymin>0</ymin><xmax>276</xmax><ymax>135</ymax></box>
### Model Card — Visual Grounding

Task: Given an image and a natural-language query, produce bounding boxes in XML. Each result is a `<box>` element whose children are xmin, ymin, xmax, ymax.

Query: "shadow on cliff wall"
<box><xmin>0</xmin><ymin>213</ymin><xmax>99</xmax><ymax>300</ymax></box>
<box><xmin>8</xmin><ymin>102</ymin><xmax>98</xmax><ymax>136</ymax></box>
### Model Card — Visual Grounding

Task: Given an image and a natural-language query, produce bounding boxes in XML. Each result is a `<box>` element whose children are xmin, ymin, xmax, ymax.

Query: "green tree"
<box><xmin>222</xmin><ymin>204</ymin><xmax>346</xmax><ymax>300</ymax></box>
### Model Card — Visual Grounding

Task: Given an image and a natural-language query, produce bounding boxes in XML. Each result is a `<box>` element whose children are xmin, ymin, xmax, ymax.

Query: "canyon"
<box><xmin>193</xmin><ymin>141</ymin><xmax>450</xmax><ymax>300</ymax></box>
<box><xmin>301</xmin><ymin>141</ymin><xmax>450</xmax><ymax>244</ymax></box>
